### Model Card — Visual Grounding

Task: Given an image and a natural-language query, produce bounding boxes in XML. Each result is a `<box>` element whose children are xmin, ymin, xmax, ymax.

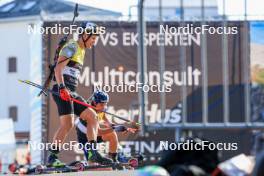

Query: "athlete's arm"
<box><xmin>54</xmin><ymin>56</ymin><xmax>70</xmax><ymax>85</ymax></box>
<box><xmin>98</xmin><ymin>127</ymin><xmax>114</xmax><ymax>135</ymax></box>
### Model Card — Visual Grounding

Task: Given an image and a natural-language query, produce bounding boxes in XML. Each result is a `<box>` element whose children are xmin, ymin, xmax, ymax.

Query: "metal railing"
<box><xmin>137</xmin><ymin>0</ymin><xmax>264</xmax><ymax>135</ymax></box>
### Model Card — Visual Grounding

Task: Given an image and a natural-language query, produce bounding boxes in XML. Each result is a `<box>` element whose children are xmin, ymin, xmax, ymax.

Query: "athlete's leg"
<box><xmin>76</xmin><ymin>127</ymin><xmax>89</xmax><ymax>160</ymax></box>
<box><xmin>47</xmin><ymin>85</ymin><xmax>74</xmax><ymax>167</ymax></box>
<box><xmin>48</xmin><ymin>115</ymin><xmax>74</xmax><ymax>166</ymax></box>
<box><xmin>101</xmin><ymin>131</ymin><xmax>118</xmax><ymax>153</ymax></box>
<box><xmin>80</xmin><ymin>108</ymin><xmax>99</xmax><ymax>141</ymax></box>
<box><xmin>47</xmin><ymin>115</ymin><xmax>74</xmax><ymax>166</ymax></box>
<box><xmin>78</xmin><ymin>108</ymin><xmax>113</xmax><ymax>164</ymax></box>
<box><xmin>101</xmin><ymin>131</ymin><xmax>119</xmax><ymax>162</ymax></box>
<box><xmin>52</xmin><ymin>114</ymin><xmax>74</xmax><ymax>146</ymax></box>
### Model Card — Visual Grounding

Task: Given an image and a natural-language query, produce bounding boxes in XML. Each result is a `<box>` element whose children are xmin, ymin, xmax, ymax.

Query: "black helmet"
<box><xmin>91</xmin><ymin>90</ymin><xmax>109</xmax><ymax>104</ymax></box>
<box><xmin>80</xmin><ymin>21</ymin><xmax>99</xmax><ymax>35</ymax></box>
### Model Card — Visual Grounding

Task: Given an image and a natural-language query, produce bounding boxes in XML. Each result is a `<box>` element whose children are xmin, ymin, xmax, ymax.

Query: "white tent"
<box><xmin>0</xmin><ymin>119</ymin><xmax>16</xmax><ymax>173</ymax></box>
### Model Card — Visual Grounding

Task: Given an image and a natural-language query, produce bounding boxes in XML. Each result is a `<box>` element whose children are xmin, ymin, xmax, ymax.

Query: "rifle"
<box><xmin>38</xmin><ymin>4</ymin><xmax>79</xmax><ymax>96</ymax></box>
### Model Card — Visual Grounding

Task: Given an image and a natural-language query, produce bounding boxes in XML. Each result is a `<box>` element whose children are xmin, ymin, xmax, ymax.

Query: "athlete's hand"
<box><xmin>59</xmin><ymin>84</ymin><xmax>71</xmax><ymax>101</ymax></box>
<box><xmin>112</xmin><ymin>125</ymin><xmax>138</xmax><ymax>134</ymax></box>
<box><xmin>128</xmin><ymin>121</ymin><xmax>141</xmax><ymax>130</ymax></box>
<box><xmin>126</xmin><ymin>127</ymin><xmax>138</xmax><ymax>133</ymax></box>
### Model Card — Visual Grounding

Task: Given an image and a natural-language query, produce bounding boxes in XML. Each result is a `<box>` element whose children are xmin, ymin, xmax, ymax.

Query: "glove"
<box><xmin>59</xmin><ymin>84</ymin><xmax>71</xmax><ymax>101</ymax></box>
<box><xmin>112</xmin><ymin>125</ymin><xmax>127</xmax><ymax>132</ymax></box>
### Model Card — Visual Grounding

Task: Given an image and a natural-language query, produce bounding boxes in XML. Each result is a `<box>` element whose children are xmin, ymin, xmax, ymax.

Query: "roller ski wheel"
<box><xmin>74</xmin><ymin>162</ymin><xmax>85</xmax><ymax>171</ymax></box>
<box><xmin>35</xmin><ymin>165</ymin><xmax>45</xmax><ymax>174</ymax></box>
<box><xmin>128</xmin><ymin>158</ymin><xmax>139</xmax><ymax>167</ymax></box>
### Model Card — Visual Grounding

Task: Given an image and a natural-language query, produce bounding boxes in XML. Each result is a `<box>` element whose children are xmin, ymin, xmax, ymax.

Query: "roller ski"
<box><xmin>29</xmin><ymin>162</ymin><xmax>113</xmax><ymax>174</ymax></box>
<box><xmin>32</xmin><ymin>160</ymin><xmax>135</xmax><ymax>174</ymax></box>
<box><xmin>80</xmin><ymin>148</ymin><xmax>133</xmax><ymax>170</ymax></box>
<box><xmin>32</xmin><ymin>162</ymin><xmax>119</xmax><ymax>174</ymax></box>
<box><xmin>68</xmin><ymin>160</ymin><xmax>135</xmax><ymax>171</ymax></box>
<box><xmin>29</xmin><ymin>152</ymin><xmax>81</xmax><ymax>174</ymax></box>
<box><xmin>118</xmin><ymin>151</ymin><xmax>145</xmax><ymax>167</ymax></box>
<box><xmin>33</xmin><ymin>164</ymin><xmax>79</xmax><ymax>174</ymax></box>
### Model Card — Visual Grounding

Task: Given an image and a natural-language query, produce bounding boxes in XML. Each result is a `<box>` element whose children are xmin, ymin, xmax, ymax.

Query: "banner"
<box><xmin>44</xmin><ymin>21</ymin><xmax>249</xmax><ymax>163</ymax></box>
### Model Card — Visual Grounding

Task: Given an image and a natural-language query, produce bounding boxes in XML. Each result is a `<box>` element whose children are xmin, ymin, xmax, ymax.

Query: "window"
<box><xmin>8</xmin><ymin>57</ymin><xmax>17</xmax><ymax>73</ymax></box>
<box><xmin>0</xmin><ymin>2</ymin><xmax>15</xmax><ymax>13</ymax></box>
<box><xmin>21</xmin><ymin>1</ymin><xmax>36</xmax><ymax>11</ymax></box>
<box><xmin>9</xmin><ymin>106</ymin><xmax>18</xmax><ymax>122</ymax></box>
<box><xmin>175</xmin><ymin>8</ymin><xmax>182</xmax><ymax>16</ymax></box>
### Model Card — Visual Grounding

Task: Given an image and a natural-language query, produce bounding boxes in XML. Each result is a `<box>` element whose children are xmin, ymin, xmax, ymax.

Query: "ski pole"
<box><xmin>19</xmin><ymin>79</ymin><xmax>141</xmax><ymax>126</ymax></box>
